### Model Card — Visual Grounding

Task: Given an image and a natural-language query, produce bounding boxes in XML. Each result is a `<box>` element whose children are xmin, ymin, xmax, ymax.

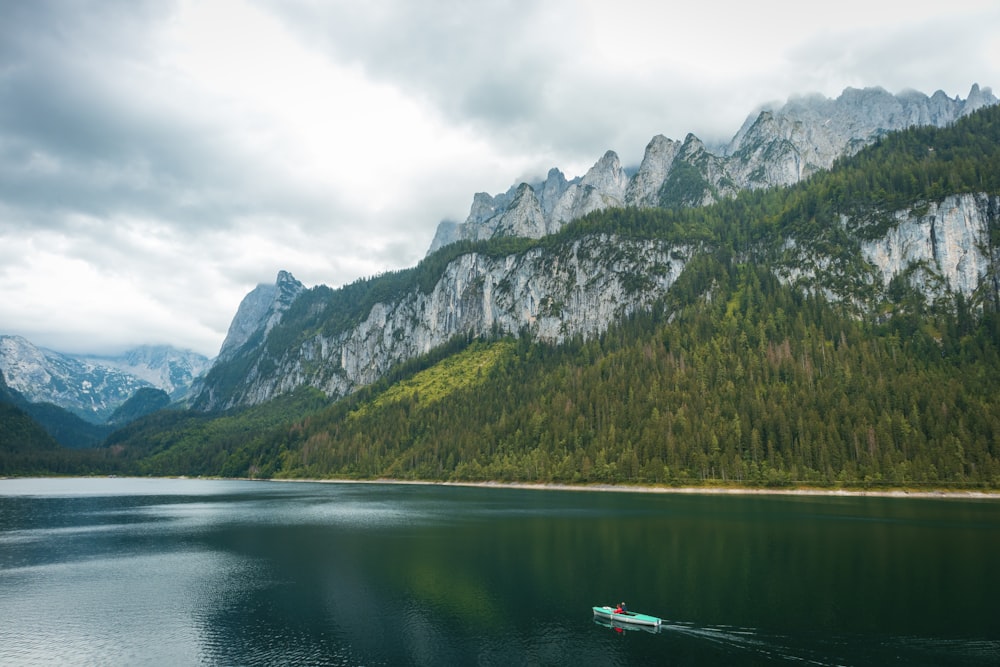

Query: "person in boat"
<box><xmin>614</xmin><ymin>601</ymin><xmax>628</xmax><ymax>614</ymax></box>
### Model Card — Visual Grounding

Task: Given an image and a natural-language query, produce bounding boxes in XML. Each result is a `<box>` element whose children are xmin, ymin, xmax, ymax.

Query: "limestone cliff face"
<box><xmin>426</xmin><ymin>152</ymin><xmax>629</xmax><ymax>251</ymax></box>
<box><xmin>774</xmin><ymin>194</ymin><xmax>999</xmax><ymax>305</ymax></box>
<box><xmin>860</xmin><ymin>194</ymin><xmax>998</xmax><ymax>299</ymax></box>
<box><xmin>492</xmin><ymin>184</ymin><xmax>548</xmax><ymax>239</ymax></box>
<box><xmin>624</xmin><ymin>134</ymin><xmax>682</xmax><ymax>207</ymax></box>
<box><xmin>200</xmin><ymin>237</ymin><xmax>689</xmax><ymax>409</ymax></box>
<box><xmin>217</xmin><ymin>270</ymin><xmax>304</xmax><ymax>361</ymax></box>
<box><xmin>551</xmin><ymin>150</ymin><xmax>630</xmax><ymax>224</ymax></box>
<box><xmin>726</xmin><ymin>85</ymin><xmax>996</xmax><ymax>187</ymax></box>
<box><xmin>198</xmin><ymin>190</ymin><xmax>999</xmax><ymax>411</ymax></box>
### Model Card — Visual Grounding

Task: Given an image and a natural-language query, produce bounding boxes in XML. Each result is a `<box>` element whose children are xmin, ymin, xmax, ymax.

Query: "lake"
<box><xmin>0</xmin><ymin>478</ymin><xmax>997</xmax><ymax>666</ymax></box>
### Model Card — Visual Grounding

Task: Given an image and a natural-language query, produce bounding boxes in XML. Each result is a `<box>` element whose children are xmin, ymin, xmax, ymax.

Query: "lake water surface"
<box><xmin>0</xmin><ymin>477</ymin><xmax>997</xmax><ymax>666</ymax></box>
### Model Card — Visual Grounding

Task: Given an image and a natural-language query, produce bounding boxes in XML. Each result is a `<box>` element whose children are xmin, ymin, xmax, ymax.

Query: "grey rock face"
<box><xmin>492</xmin><ymin>183</ymin><xmax>548</xmax><ymax>239</ymax></box>
<box><xmin>217</xmin><ymin>270</ymin><xmax>305</xmax><ymax>361</ymax></box>
<box><xmin>625</xmin><ymin>135</ymin><xmax>682</xmax><ymax>207</ymax></box>
<box><xmin>775</xmin><ymin>194</ymin><xmax>999</xmax><ymax>305</ymax></box>
<box><xmin>205</xmin><ymin>189</ymin><xmax>998</xmax><ymax>411</ymax></box>
<box><xmin>425</xmin><ymin>153</ymin><xmax>632</xmax><ymax>252</ymax></box>
<box><xmin>200</xmin><ymin>237</ymin><xmax>690</xmax><ymax>410</ymax></box>
<box><xmin>429</xmin><ymin>85</ymin><xmax>997</xmax><ymax>252</ymax></box>
<box><xmin>860</xmin><ymin>194</ymin><xmax>997</xmax><ymax>299</ymax></box>
<box><xmin>549</xmin><ymin>150</ymin><xmax>630</xmax><ymax>226</ymax></box>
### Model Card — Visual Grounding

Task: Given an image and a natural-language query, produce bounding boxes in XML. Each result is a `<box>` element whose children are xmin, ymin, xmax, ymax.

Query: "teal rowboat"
<box><xmin>592</xmin><ymin>605</ymin><xmax>662</xmax><ymax>627</ymax></box>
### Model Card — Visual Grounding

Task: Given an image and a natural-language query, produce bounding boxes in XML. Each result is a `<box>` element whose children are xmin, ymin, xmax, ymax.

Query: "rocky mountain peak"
<box><xmin>492</xmin><ymin>183</ymin><xmax>547</xmax><ymax>239</ymax></box>
<box><xmin>581</xmin><ymin>150</ymin><xmax>628</xmax><ymax>199</ymax></box>
<box><xmin>217</xmin><ymin>271</ymin><xmax>305</xmax><ymax>361</ymax></box>
<box><xmin>539</xmin><ymin>168</ymin><xmax>569</xmax><ymax>217</ymax></box>
<box><xmin>963</xmin><ymin>83</ymin><xmax>994</xmax><ymax>115</ymax></box>
<box><xmin>625</xmin><ymin>135</ymin><xmax>682</xmax><ymax>207</ymax></box>
<box><xmin>275</xmin><ymin>270</ymin><xmax>305</xmax><ymax>309</ymax></box>
<box><xmin>423</xmin><ymin>85</ymin><xmax>997</xmax><ymax>257</ymax></box>
<box><xmin>440</xmin><ymin>86</ymin><xmax>996</xmax><ymax>255</ymax></box>
<box><xmin>424</xmin><ymin>86</ymin><xmax>998</xmax><ymax>260</ymax></box>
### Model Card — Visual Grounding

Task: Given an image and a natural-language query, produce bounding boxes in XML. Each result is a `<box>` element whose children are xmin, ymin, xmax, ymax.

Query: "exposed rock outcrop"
<box><xmin>217</xmin><ymin>270</ymin><xmax>304</xmax><ymax>361</ymax></box>
<box><xmin>429</xmin><ymin>85</ymin><xmax>997</xmax><ymax>252</ymax></box>
<box><xmin>199</xmin><ymin>237</ymin><xmax>689</xmax><ymax>410</ymax></box>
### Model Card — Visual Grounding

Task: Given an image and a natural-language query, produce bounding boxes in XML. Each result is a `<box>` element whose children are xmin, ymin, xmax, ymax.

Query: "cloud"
<box><xmin>259</xmin><ymin>0</ymin><xmax>1000</xmax><ymax>163</ymax></box>
<box><xmin>0</xmin><ymin>0</ymin><xmax>997</xmax><ymax>357</ymax></box>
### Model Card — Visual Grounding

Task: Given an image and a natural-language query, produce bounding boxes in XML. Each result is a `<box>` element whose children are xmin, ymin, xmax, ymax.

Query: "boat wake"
<box><xmin>653</xmin><ymin>621</ymin><xmax>1000</xmax><ymax>666</ymax></box>
<box><xmin>660</xmin><ymin>621</ymin><xmax>841</xmax><ymax>665</ymax></box>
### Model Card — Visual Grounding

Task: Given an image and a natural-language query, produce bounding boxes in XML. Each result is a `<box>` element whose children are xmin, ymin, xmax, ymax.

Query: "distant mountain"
<box><xmin>107</xmin><ymin>387</ymin><xmax>172</xmax><ymax>426</ymax></box>
<box><xmin>0</xmin><ymin>402</ymin><xmax>60</xmax><ymax>456</ymax></box>
<box><xmin>0</xmin><ymin>370</ymin><xmax>60</xmax><ymax>454</ymax></box>
<box><xmin>8</xmin><ymin>399</ymin><xmax>112</xmax><ymax>449</ymax></box>
<box><xmin>0</xmin><ymin>368</ymin><xmax>106</xmax><ymax>449</ymax></box>
<box><xmin>83</xmin><ymin>345</ymin><xmax>212</xmax><ymax>400</ymax></box>
<box><xmin>0</xmin><ymin>335</ymin><xmax>210</xmax><ymax>422</ymax></box>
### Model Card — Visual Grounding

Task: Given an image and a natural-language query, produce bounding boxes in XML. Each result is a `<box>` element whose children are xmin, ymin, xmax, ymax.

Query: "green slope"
<box><xmin>268</xmin><ymin>260</ymin><xmax>1000</xmax><ymax>487</ymax></box>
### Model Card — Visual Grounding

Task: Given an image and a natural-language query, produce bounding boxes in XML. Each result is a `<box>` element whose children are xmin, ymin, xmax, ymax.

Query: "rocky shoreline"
<box><xmin>5</xmin><ymin>476</ymin><xmax>994</xmax><ymax>499</ymax></box>
<box><xmin>276</xmin><ymin>477</ymin><xmax>999</xmax><ymax>499</ymax></box>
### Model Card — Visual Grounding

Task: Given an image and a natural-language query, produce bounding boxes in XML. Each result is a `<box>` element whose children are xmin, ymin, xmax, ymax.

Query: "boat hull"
<box><xmin>592</xmin><ymin>605</ymin><xmax>661</xmax><ymax>627</ymax></box>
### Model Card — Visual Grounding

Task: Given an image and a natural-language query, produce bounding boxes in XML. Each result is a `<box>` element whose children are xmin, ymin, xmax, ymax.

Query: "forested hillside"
<box><xmin>133</xmin><ymin>258</ymin><xmax>996</xmax><ymax>487</ymax></box>
<box><xmin>6</xmin><ymin>105</ymin><xmax>1000</xmax><ymax>488</ymax></box>
<box><xmin>0</xmin><ymin>372</ymin><xmax>108</xmax><ymax>475</ymax></box>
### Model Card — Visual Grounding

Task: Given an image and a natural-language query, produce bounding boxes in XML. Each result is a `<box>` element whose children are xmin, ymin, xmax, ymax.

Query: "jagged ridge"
<box><xmin>194</xmin><ymin>87</ymin><xmax>1000</xmax><ymax>412</ymax></box>
<box><xmin>429</xmin><ymin>85</ymin><xmax>996</xmax><ymax>252</ymax></box>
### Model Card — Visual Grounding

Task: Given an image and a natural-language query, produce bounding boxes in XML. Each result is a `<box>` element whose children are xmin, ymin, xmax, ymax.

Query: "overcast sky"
<box><xmin>2</xmin><ymin>0</ymin><xmax>998</xmax><ymax>358</ymax></box>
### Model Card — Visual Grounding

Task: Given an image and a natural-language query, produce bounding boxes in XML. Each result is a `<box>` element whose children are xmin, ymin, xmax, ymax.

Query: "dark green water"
<box><xmin>0</xmin><ymin>478</ymin><xmax>997</xmax><ymax>666</ymax></box>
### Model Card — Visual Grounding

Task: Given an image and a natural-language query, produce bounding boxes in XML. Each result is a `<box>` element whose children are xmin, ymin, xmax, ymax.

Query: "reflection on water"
<box><xmin>0</xmin><ymin>549</ymin><xmax>253</xmax><ymax>665</ymax></box>
<box><xmin>594</xmin><ymin>617</ymin><xmax>662</xmax><ymax>635</ymax></box>
<box><xmin>1</xmin><ymin>478</ymin><xmax>998</xmax><ymax>666</ymax></box>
